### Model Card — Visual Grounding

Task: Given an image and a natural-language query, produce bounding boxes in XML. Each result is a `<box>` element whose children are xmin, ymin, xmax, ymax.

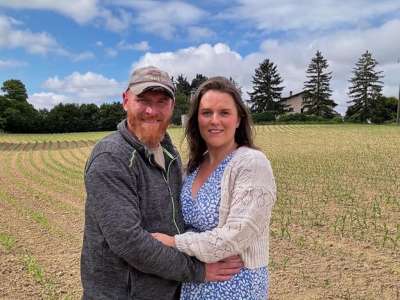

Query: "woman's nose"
<box><xmin>211</xmin><ymin>113</ymin><xmax>219</xmax><ymax>124</ymax></box>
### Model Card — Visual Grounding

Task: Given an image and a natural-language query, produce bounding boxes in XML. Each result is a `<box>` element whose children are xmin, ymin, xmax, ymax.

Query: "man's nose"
<box><xmin>144</xmin><ymin>104</ymin><xmax>155</xmax><ymax>115</ymax></box>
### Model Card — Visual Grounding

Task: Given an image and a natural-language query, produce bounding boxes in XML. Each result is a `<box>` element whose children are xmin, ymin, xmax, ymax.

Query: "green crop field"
<box><xmin>0</xmin><ymin>124</ymin><xmax>399</xmax><ymax>299</ymax></box>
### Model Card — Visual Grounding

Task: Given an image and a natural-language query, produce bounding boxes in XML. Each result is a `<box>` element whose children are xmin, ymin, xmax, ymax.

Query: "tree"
<box><xmin>46</xmin><ymin>103</ymin><xmax>82</xmax><ymax>133</ymax></box>
<box><xmin>79</xmin><ymin>103</ymin><xmax>100</xmax><ymax>131</ymax></box>
<box><xmin>369</xmin><ymin>96</ymin><xmax>398</xmax><ymax>123</ymax></box>
<box><xmin>247</xmin><ymin>58</ymin><xmax>285</xmax><ymax>114</ymax></box>
<box><xmin>190</xmin><ymin>74</ymin><xmax>208</xmax><ymax>91</ymax></box>
<box><xmin>303</xmin><ymin>51</ymin><xmax>337</xmax><ymax>118</ymax></box>
<box><xmin>172</xmin><ymin>75</ymin><xmax>191</xmax><ymax>125</ymax></box>
<box><xmin>175</xmin><ymin>75</ymin><xmax>191</xmax><ymax>97</ymax></box>
<box><xmin>1</xmin><ymin>79</ymin><xmax>28</xmax><ymax>102</ymax></box>
<box><xmin>172</xmin><ymin>92</ymin><xmax>190</xmax><ymax>125</ymax></box>
<box><xmin>346</xmin><ymin>50</ymin><xmax>384</xmax><ymax>122</ymax></box>
<box><xmin>0</xmin><ymin>79</ymin><xmax>41</xmax><ymax>133</ymax></box>
<box><xmin>97</xmin><ymin>102</ymin><xmax>125</xmax><ymax>131</ymax></box>
<box><xmin>229</xmin><ymin>77</ymin><xmax>243</xmax><ymax>96</ymax></box>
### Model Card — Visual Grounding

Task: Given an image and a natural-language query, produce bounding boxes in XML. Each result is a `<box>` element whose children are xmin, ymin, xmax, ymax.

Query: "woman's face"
<box><xmin>197</xmin><ymin>90</ymin><xmax>240</xmax><ymax>152</ymax></box>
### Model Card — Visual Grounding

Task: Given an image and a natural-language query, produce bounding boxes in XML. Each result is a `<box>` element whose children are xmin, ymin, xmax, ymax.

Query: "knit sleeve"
<box><xmin>174</xmin><ymin>152</ymin><xmax>276</xmax><ymax>263</ymax></box>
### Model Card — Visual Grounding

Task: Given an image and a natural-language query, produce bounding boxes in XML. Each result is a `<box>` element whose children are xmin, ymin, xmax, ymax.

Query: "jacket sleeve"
<box><xmin>85</xmin><ymin>152</ymin><xmax>204</xmax><ymax>282</ymax></box>
<box><xmin>174</xmin><ymin>153</ymin><xmax>276</xmax><ymax>263</ymax></box>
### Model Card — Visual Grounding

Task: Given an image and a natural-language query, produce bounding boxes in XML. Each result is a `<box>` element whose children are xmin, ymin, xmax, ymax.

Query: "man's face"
<box><xmin>123</xmin><ymin>89</ymin><xmax>174</xmax><ymax>148</ymax></box>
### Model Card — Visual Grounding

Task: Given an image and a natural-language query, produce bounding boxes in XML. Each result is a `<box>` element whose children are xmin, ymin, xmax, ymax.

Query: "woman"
<box><xmin>153</xmin><ymin>76</ymin><xmax>276</xmax><ymax>299</ymax></box>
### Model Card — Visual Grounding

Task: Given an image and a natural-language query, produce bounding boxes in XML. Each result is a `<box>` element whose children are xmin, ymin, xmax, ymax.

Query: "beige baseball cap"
<box><xmin>128</xmin><ymin>66</ymin><xmax>175</xmax><ymax>100</ymax></box>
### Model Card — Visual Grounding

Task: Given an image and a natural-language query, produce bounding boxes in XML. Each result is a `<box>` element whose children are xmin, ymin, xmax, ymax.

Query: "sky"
<box><xmin>0</xmin><ymin>0</ymin><xmax>400</xmax><ymax>114</ymax></box>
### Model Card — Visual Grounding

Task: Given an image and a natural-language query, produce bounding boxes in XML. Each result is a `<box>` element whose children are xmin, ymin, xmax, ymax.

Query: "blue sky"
<box><xmin>1</xmin><ymin>0</ymin><xmax>400</xmax><ymax>114</ymax></box>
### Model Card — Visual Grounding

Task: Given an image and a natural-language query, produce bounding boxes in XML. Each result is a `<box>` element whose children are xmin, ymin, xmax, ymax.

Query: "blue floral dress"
<box><xmin>180</xmin><ymin>153</ymin><xmax>268</xmax><ymax>300</ymax></box>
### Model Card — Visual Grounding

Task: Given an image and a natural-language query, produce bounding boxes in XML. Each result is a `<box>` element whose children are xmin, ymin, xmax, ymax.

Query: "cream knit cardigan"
<box><xmin>175</xmin><ymin>146</ymin><xmax>276</xmax><ymax>269</ymax></box>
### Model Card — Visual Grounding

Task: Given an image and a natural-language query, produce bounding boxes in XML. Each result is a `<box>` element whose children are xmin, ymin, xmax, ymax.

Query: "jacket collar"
<box><xmin>117</xmin><ymin>119</ymin><xmax>178</xmax><ymax>162</ymax></box>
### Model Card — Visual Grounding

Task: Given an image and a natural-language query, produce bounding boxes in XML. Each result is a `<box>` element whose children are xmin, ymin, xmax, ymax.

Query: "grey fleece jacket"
<box><xmin>81</xmin><ymin>120</ymin><xmax>205</xmax><ymax>300</ymax></box>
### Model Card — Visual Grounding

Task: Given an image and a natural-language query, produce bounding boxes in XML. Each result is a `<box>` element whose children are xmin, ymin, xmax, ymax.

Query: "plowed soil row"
<box><xmin>0</xmin><ymin>144</ymin><xmax>87</xmax><ymax>299</ymax></box>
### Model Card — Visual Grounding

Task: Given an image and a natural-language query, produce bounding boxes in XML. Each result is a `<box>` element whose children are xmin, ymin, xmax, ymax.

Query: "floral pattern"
<box><xmin>180</xmin><ymin>153</ymin><xmax>268</xmax><ymax>300</ymax></box>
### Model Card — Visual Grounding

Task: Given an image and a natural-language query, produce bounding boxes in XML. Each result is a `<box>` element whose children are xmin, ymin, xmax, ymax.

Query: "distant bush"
<box><xmin>277</xmin><ymin>113</ymin><xmax>344</xmax><ymax>124</ymax></box>
<box><xmin>252</xmin><ymin>111</ymin><xmax>276</xmax><ymax>123</ymax></box>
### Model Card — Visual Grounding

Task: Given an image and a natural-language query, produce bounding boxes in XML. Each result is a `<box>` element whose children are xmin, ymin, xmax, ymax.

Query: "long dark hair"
<box><xmin>185</xmin><ymin>76</ymin><xmax>256</xmax><ymax>173</ymax></box>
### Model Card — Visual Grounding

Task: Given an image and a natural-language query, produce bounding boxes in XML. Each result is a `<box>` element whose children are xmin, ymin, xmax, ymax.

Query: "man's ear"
<box><xmin>122</xmin><ymin>92</ymin><xmax>128</xmax><ymax>111</ymax></box>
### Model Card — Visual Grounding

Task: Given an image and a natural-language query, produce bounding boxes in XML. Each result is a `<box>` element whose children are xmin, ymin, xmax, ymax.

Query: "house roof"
<box><xmin>280</xmin><ymin>91</ymin><xmax>305</xmax><ymax>102</ymax></box>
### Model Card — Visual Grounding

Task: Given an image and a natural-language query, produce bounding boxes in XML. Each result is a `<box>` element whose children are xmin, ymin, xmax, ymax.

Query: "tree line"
<box><xmin>248</xmin><ymin>50</ymin><xmax>398</xmax><ymax>123</ymax></box>
<box><xmin>0</xmin><ymin>80</ymin><xmax>125</xmax><ymax>133</ymax></box>
<box><xmin>1</xmin><ymin>50</ymin><xmax>398</xmax><ymax>133</ymax></box>
<box><xmin>0</xmin><ymin>74</ymin><xmax>209</xmax><ymax>133</ymax></box>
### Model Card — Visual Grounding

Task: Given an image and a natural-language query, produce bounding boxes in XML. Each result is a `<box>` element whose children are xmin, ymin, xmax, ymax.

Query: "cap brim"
<box><xmin>129</xmin><ymin>82</ymin><xmax>175</xmax><ymax>100</ymax></box>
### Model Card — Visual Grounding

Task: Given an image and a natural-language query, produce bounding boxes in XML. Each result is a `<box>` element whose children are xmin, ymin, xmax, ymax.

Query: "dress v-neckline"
<box><xmin>191</xmin><ymin>166</ymin><xmax>215</xmax><ymax>200</ymax></box>
<box><xmin>190</xmin><ymin>152</ymin><xmax>234</xmax><ymax>200</ymax></box>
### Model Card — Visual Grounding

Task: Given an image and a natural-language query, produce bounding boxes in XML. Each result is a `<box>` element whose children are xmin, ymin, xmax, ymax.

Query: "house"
<box><xmin>280</xmin><ymin>91</ymin><xmax>306</xmax><ymax>114</ymax></box>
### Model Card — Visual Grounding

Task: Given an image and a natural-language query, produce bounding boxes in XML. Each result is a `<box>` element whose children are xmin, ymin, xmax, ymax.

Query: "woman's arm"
<box><xmin>173</xmin><ymin>153</ymin><xmax>276</xmax><ymax>263</ymax></box>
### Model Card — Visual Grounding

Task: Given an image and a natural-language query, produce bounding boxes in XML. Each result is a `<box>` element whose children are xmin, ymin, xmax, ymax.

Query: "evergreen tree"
<box><xmin>303</xmin><ymin>50</ymin><xmax>337</xmax><ymax>117</ymax></box>
<box><xmin>346</xmin><ymin>50</ymin><xmax>384</xmax><ymax>122</ymax></box>
<box><xmin>175</xmin><ymin>74</ymin><xmax>191</xmax><ymax>97</ymax></box>
<box><xmin>229</xmin><ymin>77</ymin><xmax>243</xmax><ymax>96</ymax></box>
<box><xmin>190</xmin><ymin>74</ymin><xmax>208</xmax><ymax>91</ymax></box>
<box><xmin>171</xmin><ymin>75</ymin><xmax>191</xmax><ymax>125</ymax></box>
<box><xmin>247</xmin><ymin>58</ymin><xmax>285</xmax><ymax>114</ymax></box>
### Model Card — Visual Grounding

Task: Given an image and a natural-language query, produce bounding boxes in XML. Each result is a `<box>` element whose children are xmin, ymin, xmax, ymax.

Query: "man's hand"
<box><xmin>205</xmin><ymin>255</ymin><xmax>244</xmax><ymax>282</ymax></box>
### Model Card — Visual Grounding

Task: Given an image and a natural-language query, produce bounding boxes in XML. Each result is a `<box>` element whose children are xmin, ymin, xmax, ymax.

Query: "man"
<box><xmin>81</xmin><ymin>66</ymin><xmax>242</xmax><ymax>299</ymax></box>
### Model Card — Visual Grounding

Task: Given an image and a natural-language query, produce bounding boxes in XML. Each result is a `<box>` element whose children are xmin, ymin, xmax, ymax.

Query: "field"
<box><xmin>0</xmin><ymin>124</ymin><xmax>399</xmax><ymax>299</ymax></box>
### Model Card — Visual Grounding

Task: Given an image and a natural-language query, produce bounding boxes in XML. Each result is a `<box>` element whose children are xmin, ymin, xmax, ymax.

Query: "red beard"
<box><xmin>127</xmin><ymin>113</ymin><xmax>170</xmax><ymax>148</ymax></box>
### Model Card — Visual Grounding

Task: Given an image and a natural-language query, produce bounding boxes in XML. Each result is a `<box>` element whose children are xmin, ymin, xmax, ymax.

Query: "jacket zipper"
<box><xmin>161</xmin><ymin>156</ymin><xmax>181</xmax><ymax>234</ymax></box>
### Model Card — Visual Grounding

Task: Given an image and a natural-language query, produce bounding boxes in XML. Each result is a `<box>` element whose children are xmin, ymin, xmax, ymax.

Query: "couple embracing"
<box><xmin>81</xmin><ymin>66</ymin><xmax>276</xmax><ymax>299</ymax></box>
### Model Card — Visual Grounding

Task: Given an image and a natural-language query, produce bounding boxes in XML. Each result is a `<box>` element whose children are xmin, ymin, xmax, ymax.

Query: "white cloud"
<box><xmin>28</xmin><ymin>92</ymin><xmax>71</xmax><ymax>110</ymax></box>
<box><xmin>0</xmin><ymin>0</ymin><xmax>131</xmax><ymax>32</ymax></box>
<box><xmin>114</xmin><ymin>0</ymin><xmax>207</xmax><ymax>38</ymax></box>
<box><xmin>133</xmin><ymin>43</ymin><xmax>259</xmax><ymax>93</ymax></box>
<box><xmin>30</xmin><ymin>71</ymin><xmax>128</xmax><ymax>109</ymax></box>
<box><xmin>42</xmin><ymin>72</ymin><xmax>124</xmax><ymax>104</ymax></box>
<box><xmin>105</xmin><ymin>48</ymin><xmax>118</xmax><ymax>57</ymax></box>
<box><xmin>0</xmin><ymin>15</ymin><xmax>96</xmax><ymax>61</ymax></box>
<box><xmin>0</xmin><ymin>1</ymin><xmax>208</xmax><ymax>36</ymax></box>
<box><xmin>0</xmin><ymin>0</ymin><xmax>99</xmax><ymax>24</ymax></box>
<box><xmin>0</xmin><ymin>14</ymin><xmax>60</xmax><ymax>54</ymax></box>
<box><xmin>96</xmin><ymin>41</ymin><xmax>103</xmax><ymax>47</ymax></box>
<box><xmin>223</xmin><ymin>0</ymin><xmax>400</xmax><ymax>32</ymax></box>
<box><xmin>71</xmin><ymin>51</ymin><xmax>95</xmax><ymax>62</ymax></box>
<box><xmin>117</xmin><ymin>40</ymin><xmax>150</xmax><ymax>51</ymax></box>
<box><xmin>187</xmin><ymin>26</ymin><xmax>216</xmax><ymax>41</ymax></box>
<box><xmin>132</xmin><ymin>17</ymin><xmax>400</xmax><ymax>115</ymax></box>
<box><xmin>97</xmin><ymin>7</ymin><xmax>133</xmax><ymax>32</ymax></box>
<box><xmin>0</xmin><ymin>59</ymin><xmax>27</xmax><ymax>68</ymax></box>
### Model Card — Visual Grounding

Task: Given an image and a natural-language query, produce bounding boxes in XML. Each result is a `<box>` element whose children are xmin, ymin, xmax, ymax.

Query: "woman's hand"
<box><xmin>151</xmin><ymin>232</ymin><xmax>176</xmax><ymax>247</ymax></box>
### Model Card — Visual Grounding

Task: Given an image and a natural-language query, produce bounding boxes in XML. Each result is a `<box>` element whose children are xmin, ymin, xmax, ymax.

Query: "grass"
<box><xmin>23</xmin><ymin>254</ymin><xmax>45</xmax><ymax>284</ymax></box>
<box><xmin>0</xmin><ymin>232</ymin><xmax>16</xmax><ymax>252</ymax></box>
<box><xmin>0</xmin><ymin>124</ymin><xmax>399</xmax><ymax>299</ymax></box>
<box><xmin>23</xmin><ymin>254</ymin><xmax>58</xmax><ymax>298</ymax></box>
